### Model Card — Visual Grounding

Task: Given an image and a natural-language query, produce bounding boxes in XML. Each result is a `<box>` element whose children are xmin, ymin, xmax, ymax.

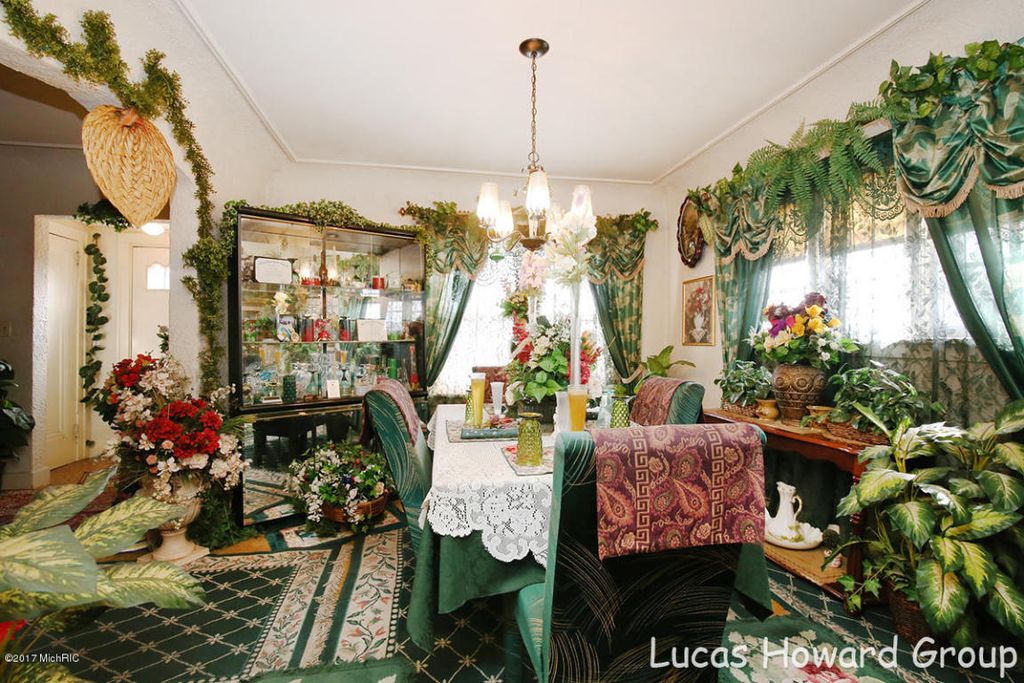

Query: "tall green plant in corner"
<box><xmin>0</xmin><ymin>467</ymin><xmax>204</xmax><ymax>680</ymax></box>
<box><xmin>80</xmin><ymin>234</ymin><xmax>109</xmax><ymax>410</ymax></box>
<box><xmin>835</xmin><ymin>400</ymin><xmax>1024</xmax><ymax>645</ymax></box>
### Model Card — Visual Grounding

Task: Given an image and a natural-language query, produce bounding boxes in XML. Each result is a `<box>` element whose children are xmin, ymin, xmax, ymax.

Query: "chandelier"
<box><xmin>476</xmin><ymin>38</ymin><xmax>592</xmax><ymax>251</ymax></box>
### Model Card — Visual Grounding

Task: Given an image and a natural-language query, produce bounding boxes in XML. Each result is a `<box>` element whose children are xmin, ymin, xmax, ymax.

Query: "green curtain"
<box><xmin>715</xmin><ymin>255</ymin><xmax>772</xmax><ymax>365</ymax></box>
<box><xmin>891</xmin><ymin>64</ymin><xmax>1024</xmax><ymax>400</ymax></box>
<box><xmin>425</xmin><ymin>269</ymin><xmax>475</xmax><ymax>387</ymax></box>
<box><xmin>925</xmin><ymin>187</ymin><xmax>1024</xmax><ymax>400</ymax></box>
<box><xmin>587</xmin><ymin>219</ymin><xmax>648</xmax><ymax>382</ymax></box>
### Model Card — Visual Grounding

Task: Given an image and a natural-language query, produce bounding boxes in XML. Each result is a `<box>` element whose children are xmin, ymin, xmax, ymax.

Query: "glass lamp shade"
<box><xmin>141</xmin><ymin>221</ymin><xmax>166</xmax><ymax>236</ymax></box>
<box><xmin>571</xmin><ymin>185</ymin><xmax>592</xmax><ymax>216</ymax></box>
<box><xmin>476</xmin><ymin>182</ymin><xmax>500</xmax><ymax>226</ymax></box>
<box><xmin>525</xmin><ymin>169</ymin><xmax>551</xmax><ymax>217</ymax></box>
<box><xmin>496</xmin><ymin>200</ymin><xmax>514</xmax><ymax>238</ymax></box>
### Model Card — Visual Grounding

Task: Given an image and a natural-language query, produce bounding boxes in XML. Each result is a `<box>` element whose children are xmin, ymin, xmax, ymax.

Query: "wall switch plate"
<box><xmin>0</xmin><ymin>321</ymin><xmax>12</xmax><ymax>338</ymax></box>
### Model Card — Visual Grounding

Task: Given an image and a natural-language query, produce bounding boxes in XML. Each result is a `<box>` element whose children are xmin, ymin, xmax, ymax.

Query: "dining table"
<box><xmin>424</xmin><ymin>403</ymin><xmax>773</xmax><ymax>615</ymax></box>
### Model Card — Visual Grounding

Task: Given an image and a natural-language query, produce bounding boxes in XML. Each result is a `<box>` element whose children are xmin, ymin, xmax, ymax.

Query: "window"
<box><xmin>146</xmin><ymin>262</ymin><xmax>170</xmax><ymax>291</ymax></box>
<box><xmin>430</xmin><ymin>256</ymin><xmax>607</xmax><ymax>397</ymax></box>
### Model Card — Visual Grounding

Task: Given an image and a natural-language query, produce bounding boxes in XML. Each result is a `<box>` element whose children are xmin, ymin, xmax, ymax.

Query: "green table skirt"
<box><xmin>436</xmin><ymin>532</ymin><xmax>770</xmax><ymax>615</ymax></box>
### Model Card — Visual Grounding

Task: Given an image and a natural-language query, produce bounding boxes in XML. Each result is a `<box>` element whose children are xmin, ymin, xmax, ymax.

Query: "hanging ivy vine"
<box><xmin>1</xmin><ymin>0</ymin><xmax>225</xmax><ymax>392</ymax></box>
<box><xmin>79</xmin><ymin>233</ymin><xmax>109</xmax><ymax>408</ymax></box>
<box><xmin>74</xmin><ymin>198</ymin><xmax>130</xmax><ymax>232</ymax></box>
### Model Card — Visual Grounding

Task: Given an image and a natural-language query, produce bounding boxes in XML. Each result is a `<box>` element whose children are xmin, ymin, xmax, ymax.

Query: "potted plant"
<box><xmin>632</xmin><ymin>345</ymin><xmax>695</xmax><ymax>392</ymax></box>
<box><xmin>504</xmin><ymin>316</ymin><xmax>600</xmax><ymax>423</ymax></box>
<box><xmin>749</xmin><ymin>292</ymin><xmax>858</xmax><ymax>422</ymax></box>
<box><xmin>0</xmin><ymin>360</ymin><xmax>35</xmax><ymax>488</ymax></box>
<box><xmin>287</xmin><ymin>442</ymin><xmax>391</xmax><ymax>534</ymax></box>
<box><xmin>833</xmin><ymin>399</ymin><xmax>1024</xmax><ymax>646</ymax></box>
<box><xmin>714</xmin><ymin>360</ymin><xmax>771</xmax><ymax>417</ymax></box>
<box><xmin>96</xmin><ymin>354</ymin><xmax>249</xmax><ymax>564</ymax></box>
<box><xmin>819</xmin><ymin>362</ymin><xmax>943</xmax><ymax>445</ymax></box>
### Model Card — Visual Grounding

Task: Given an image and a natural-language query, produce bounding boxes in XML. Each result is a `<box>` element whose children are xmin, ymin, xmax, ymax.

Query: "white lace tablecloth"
<box><xmin>426</xmin><ymin>404</ymin><xmax>553</xmax><ymax>567</ymax></box>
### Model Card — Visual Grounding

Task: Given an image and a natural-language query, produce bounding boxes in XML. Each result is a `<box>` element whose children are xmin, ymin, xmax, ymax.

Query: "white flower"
<box><xmin>820</xmin><ymin>351</ymin><xmax>831</xmax><ymax>361</ymax></box>
<box><xmin>185</xmin><ymin>453</ymin><xmax>209</xmax><ymax>470</ymax></box>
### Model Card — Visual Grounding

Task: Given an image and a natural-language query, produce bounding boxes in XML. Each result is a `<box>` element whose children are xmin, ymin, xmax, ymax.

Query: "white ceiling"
<box><xmin>179</xmin><ymin>0</ymin><xmax>922</xmax><ymax>182</ymax></box>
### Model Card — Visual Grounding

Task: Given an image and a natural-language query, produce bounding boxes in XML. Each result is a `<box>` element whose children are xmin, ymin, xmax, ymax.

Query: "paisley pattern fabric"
<box><xmin>363</xmin><ymin>380</ymin><xmax>421</xmax><ymax>446</ymax></box>
<box><xmin>629</xmin><ymin>376</ymin><xmax>685</xmax><ymax>426</ymax></box>
<box><xmin>592</xmin><ymin>423</ymin><xmax>766</xmax><ymax>560</ymax></box>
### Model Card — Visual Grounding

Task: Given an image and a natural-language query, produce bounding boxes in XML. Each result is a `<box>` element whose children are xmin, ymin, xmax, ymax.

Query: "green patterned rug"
<box><xmin>243</xmin><ymin>467</ymin><xmax>297</xmax><ymax>525</ymax></box>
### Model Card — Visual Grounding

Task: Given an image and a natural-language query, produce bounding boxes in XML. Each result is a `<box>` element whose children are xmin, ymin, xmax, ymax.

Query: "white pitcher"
<box><xmin>766</xmin><ymin>481</ymin><xmax>803</xmax><ymax>538</ymax></box>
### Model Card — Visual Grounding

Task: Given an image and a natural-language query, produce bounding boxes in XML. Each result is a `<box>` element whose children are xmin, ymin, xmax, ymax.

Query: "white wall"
<box><xmin>0</xmin><ymin>145</ymin><xmax>102</xmax><ymax>487</ymax></box>
<box><xmin>645</xmin><ymin>0</ymin><xmax>1024</xmax><ymax>408</ymax></box>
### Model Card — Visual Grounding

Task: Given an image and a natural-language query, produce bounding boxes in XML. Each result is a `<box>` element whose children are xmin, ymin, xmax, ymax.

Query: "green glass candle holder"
<box><xmin>610</xmin><ymin>395</ymin><xmax>631</xmax><ymax>428</ymax></box>
<box><xmin>517</xmin><ymin>412</ymin><xmax>543</xmax><ymax>466</ymax></box>
<box><xmin>464</xmin><ymin>392</ymin><xmax>476</xmax><ymax>426</ymax></box>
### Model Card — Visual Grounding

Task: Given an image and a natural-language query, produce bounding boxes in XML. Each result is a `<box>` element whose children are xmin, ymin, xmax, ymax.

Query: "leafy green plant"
<box><xmin>0</xmin><ymin>359</ymin><xmax>35</xmax><ymax>461</ymax></box>
<box><xmin>821</xmin><ymin>363</ymin><xmax>942</xmax><ymax>433</ymax></box>
<box><xmin>0</xmin><ymin>467</ymin><xmax>204</xmax><ymax>680</ymax></box>
<box><xmin>714</xmin><ymin>360</ymin><xmax>772</xmax><ymax>407</ymax></box>
<box><xmin>632</xmin><ymin>346</ymin><xmax>694</xmax><ymax>393</ymax></box>
<box><xmin>287</xmin><ymin>443</ymin><xmax>392</xmax><ymax>535</ymax></box>
<box><xmin>834</xmin><ymin>400</ymin><xmax>1024</xmax><ymax>645</ymax></box>
<box><xmin>80</xmin><ymin>234</ymin><xmax>110</xmax><ymax>410</ymax></box>
<box><xmin>74</xmin><ymin>199</ymin><xmax>129</xmax><ymax>232</ymax></box>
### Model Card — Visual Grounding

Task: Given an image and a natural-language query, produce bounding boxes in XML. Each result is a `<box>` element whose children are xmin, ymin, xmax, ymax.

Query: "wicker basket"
<box><xmin>82</xmin><ymin>105</ymin><xmax>176</xmax><ymax>227</ymax></box>
<box><xmin>826</xmin><ymin>420</ymin><xmax>889</xmax><ymax>445</ymax></box>
<box><xmin>721</xmin><ymin>401</ymin><xmax>758</xmax><ymax>418</ymax></box>
<box><xmin>883</xmin><ymin>581</ymin><xmax>933</xmax><ymax>643</ymax></box>
<box><xmin>321</xmin><ymin>493</ymin><xmax>389</xmax><ymax>525</ymax></box>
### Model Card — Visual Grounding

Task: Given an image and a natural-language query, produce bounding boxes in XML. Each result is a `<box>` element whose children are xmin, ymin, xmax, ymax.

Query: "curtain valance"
<box><xmin>894</xmin><ymin>70</ymin><xmax>1024</xmax><ymax>218</ymax></box>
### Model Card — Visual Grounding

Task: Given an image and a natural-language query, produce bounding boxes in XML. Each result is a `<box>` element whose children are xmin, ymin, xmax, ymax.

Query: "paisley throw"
<box><xmin>362</xmin><ymin>379</ymin><xmax>421</xmax><ymax>446</ymax></box>
<box><xmin>593</xmin><ymin>423</ymin><xmax>765</xmax><ymax>560</ymax></box>
<box><xmin>629</xmin><ymin>376</ymin><xmax>685</xmax><ymax>425</ymax></box>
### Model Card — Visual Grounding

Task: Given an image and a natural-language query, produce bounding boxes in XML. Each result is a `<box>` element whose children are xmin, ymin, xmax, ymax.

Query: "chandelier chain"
<box><xmin>528</xmin><ymin>56</ymin><xmax>540</xmax><ymax>170</ymax></box>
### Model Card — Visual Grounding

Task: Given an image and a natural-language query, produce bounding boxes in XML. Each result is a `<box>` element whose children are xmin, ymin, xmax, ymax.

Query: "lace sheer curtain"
<box><xmin>430</xmin><ymin>255</ymin><xmax>608</xmax><ymax>397</ymax></box>
<box><xmin>767</xmin><ymin>204</ymin><xmax>1008</xmax><ymax>425</ymax></box>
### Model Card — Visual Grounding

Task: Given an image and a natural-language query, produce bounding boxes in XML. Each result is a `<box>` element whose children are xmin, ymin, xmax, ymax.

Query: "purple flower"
<box><xmin>769</xmin><ymin>317</ymin><xmax>788</xmax><ymax>337</ymax></box>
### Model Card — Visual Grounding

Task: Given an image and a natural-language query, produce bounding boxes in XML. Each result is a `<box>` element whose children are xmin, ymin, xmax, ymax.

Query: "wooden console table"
<box><xmin>704</xmin><ymin>408</ymin><xmax>867</xmax><ymax>609</ymax></box>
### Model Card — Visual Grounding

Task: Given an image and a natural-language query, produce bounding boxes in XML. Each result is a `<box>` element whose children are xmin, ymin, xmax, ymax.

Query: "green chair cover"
<box><xmin>513</xmin><ymin>431</ymin><xmax>743</xmax><ymax>682</ymax></box>
<box><xmin>667</xmin><ymin>379</ymin><xmax>705</xmax><ymax>424</ymax></box>
<box><xmin>364</xmin><ymin>389</ymin><xmax>436</xmax><ymax>650</ymax></box>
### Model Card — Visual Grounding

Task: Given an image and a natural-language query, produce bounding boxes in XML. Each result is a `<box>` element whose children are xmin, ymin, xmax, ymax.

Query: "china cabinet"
<box><xmin>228</xmin><ymin>207</ymin><xmax>427</xmax><ymax>462</ymax></box>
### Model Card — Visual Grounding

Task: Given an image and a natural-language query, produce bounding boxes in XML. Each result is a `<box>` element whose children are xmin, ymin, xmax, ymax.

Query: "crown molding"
<box><xmin>0</xmin><ymin>139</ymin><xmax>82</xmax><ymax>150</ymax></box>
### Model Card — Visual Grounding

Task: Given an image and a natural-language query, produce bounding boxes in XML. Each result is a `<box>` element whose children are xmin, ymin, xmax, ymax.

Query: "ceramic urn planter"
<box><xmin>771</xmin><ymin>363</ymin><xmax>827</xmax><ymax>423</ymax></box>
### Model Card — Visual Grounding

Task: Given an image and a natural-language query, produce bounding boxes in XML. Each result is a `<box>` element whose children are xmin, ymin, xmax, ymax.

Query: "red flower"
<box><xmin>167</xmin><ymin>400</ymin><xmax>199</xmax><ymax>420</ymax></box>
<box><xmin>200</xmin><ymin>410</ymin><xmax>223</xmax><ymax>430</ymax></box>
<box><xmin>143</xmin><ymin>416</ymin><xmax>183</xmax><ymax>444</ymax></box>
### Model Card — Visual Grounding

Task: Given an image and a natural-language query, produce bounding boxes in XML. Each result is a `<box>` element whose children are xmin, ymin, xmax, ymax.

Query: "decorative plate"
<box><xmin>676</xmin><ymin>196</ymin><xmax>705</xmax><ymax>268</ymax></box>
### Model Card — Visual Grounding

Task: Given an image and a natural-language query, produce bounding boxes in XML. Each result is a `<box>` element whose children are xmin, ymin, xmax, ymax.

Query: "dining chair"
<box><xmin>630</xmin><ymin>376</ymin><xmax>705</xmax><ymax>426</ymax></box>
<box><xmin>511</xmin><ymin>424</ymin><xmax>765</xmax><ymax>682</ymax></box>
<box><xmin>363</xmin><ymin>380</ymin><xmax>436</xmax><ymax>649</ymax></box>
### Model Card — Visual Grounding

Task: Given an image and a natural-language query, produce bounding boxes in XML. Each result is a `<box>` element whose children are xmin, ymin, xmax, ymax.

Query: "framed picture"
<box><xmin>676</xmin><ymin>196</ymin><xmax>705</xmax><ymax>268</ymax></box>
<box><xmin>681</xmin><ymin>276</ymin><xmax>715</xmax><ymax>346</ymax></box>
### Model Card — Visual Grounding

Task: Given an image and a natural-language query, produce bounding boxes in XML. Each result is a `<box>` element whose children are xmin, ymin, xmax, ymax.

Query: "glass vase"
<box><xmin>610</xmin><ymin>395</ymin><xmax>631</xmax><ymax>428</ymax></box>
<box><xmin>517</xmin><ymin>412</ymin><xmax>543</xmax><ymax>466</ymax></box>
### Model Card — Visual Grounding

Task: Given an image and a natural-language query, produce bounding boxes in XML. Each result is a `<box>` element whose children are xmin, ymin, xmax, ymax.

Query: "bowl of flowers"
<box><xmin>287</xmin><ymin>442</ymin><xmax>391</xmax><ymax>533</ymax></box>
<box><xmin>749</xmin><ymin>292</ymin><xmax>858</xmax><ymax>422</ymax></box>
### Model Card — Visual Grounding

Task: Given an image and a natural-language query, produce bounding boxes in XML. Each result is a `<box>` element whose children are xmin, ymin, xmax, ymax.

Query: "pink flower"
<box><xmin>145</xmin><ymin>454</ymin><xmax>158</xmax><ymax>465</ymax></box>
<box><xmin>161</xmin><ymin>440</ymin><xmax>174</xmax><ymax>450</ymax></box>
<box><xmin>800</xmin><ymin>662</ymin><xmax>859</xmax><ymax>683</ymax></box>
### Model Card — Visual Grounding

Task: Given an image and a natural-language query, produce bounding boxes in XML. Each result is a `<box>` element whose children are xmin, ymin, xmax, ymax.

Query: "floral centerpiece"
<box><xmin>287</xmin><ymin>442</ymin><xmax>391</xmax><ymax>534</ymax></box>
<box><xmin>748</xmin><ymin>292</ymin><xmax>858</xmax><ymax>422</ymax></box>
<box><xmin>98</xmin><ymin>354</ymin><xmax>248</xmax><ymax>563</ymax></box>
<box><xmin>505</xmin><ymin>316</ymin><xmax>600</xmax><ymax>416</ymax></box>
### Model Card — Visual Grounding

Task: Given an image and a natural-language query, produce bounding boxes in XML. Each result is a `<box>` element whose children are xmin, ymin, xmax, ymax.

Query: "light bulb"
<box><xmin>141</xmin><ymin>222</ymin><xmax>166</xmax><ymax>236</ymax></box>
<box><xmin>525</xmin><ymin>169</ymin><xmax>550</xmax><ymax>217</ymax></box>
<box><xmin>496</xmin><ymin>200</ymin><xmax>514</xmax><ymax>238</ymax></box>
<box><xmin>476</xmin><ymin>182</ymin><xmax>500</xmax><ymax>227</ymax></box>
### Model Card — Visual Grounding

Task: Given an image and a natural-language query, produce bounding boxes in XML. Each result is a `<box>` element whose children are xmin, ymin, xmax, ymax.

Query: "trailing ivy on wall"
<box><xmin>74</xmin><ymin>199</ymin><xmax>130</xmax><ymax>232</ymax></box>
<box><xmin>80</xmin><ymin>233</ymin><xmax>109</xmax><ymax>408</ymax></box>
<box><xmin>1</xmin><ymin>0</ymin><xmax>225</xmax><ymax>392</ymax></box>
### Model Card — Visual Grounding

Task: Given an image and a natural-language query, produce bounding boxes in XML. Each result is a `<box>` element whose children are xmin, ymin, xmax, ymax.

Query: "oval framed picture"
<box><xmin>676</xmin><ymin>196</ymin><xmax>704</xmax><ymax>268</ymax></box>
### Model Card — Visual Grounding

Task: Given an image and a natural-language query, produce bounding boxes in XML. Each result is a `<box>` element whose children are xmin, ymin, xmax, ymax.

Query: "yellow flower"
<box><xmin>805</xmin><ymin>304</ymin><xmax>823</xmax><ymax>318</ymax></box>
<box><xmin>791</xmin><ymin>320</ymin><xmax>806</xmax><ymax>337</ymax></box>
<box><xmin>794</xmin><ymin>314</ymin><xmax>807</xmax><ymax>325</ymax></box>
<box><xmin>808</xmin><ymin>317</ymin><xmax>826</xmax><ymax>334</ymax></box>
<box><xmin>828</xmin><ymin>317</ymin><xmax>841</xmax><ymax>328</ymax></box>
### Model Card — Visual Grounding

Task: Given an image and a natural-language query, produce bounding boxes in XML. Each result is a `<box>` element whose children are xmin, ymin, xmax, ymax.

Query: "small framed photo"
<box><xmin>681</xmin><ymin>276</ymin><xmax>715</xmax><ymax>346</ymax></box>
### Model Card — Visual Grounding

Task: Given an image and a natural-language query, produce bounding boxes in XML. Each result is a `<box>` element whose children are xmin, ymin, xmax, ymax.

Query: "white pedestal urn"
<box><xmin>137</xmin><ymin>476</ymin><xmax>210</xmax><ymax>566</ymax></box>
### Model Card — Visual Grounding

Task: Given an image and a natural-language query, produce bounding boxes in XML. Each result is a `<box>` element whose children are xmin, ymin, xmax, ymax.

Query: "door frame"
<box><xmin>31</xmin><ymin>216</ymin><xmax>90</xmax><ymax>484</ymax></box>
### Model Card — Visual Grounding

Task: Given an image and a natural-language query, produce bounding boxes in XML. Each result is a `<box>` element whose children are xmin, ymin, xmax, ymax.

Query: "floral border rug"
<box><xmin>35</xmin><ymin>529</ymin><xmax>405</xmax><ymax>682</ymax></box>
<box><xmin>244</xmin><ymin>467</ymin><xmax>297</xmax><ymax>525</ymax></box>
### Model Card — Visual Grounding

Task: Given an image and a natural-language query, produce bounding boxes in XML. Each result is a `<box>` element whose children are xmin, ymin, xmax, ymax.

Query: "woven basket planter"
<box><xmin>721</xmin><ymin>401</ymin><xmax>758</xmax><ymax>418</ymax></box>
<box><xmin>321</xmin><ymin>493</ymin><xmax>388</xmax><ymax>525</ymax></box>
<box><xmin>82</xmin><ymin>105</ymin><xmax>176</xmax><ymax>227</ymax></box>
<box><xmin>826</xmin><ymin>420</ymin><xmax>889</xmax><ymax>445</ymax></box>
<box><xmin>883</xmin><ymin>582</ymin><xmax>933</xmax><ymax>643</ymax></box>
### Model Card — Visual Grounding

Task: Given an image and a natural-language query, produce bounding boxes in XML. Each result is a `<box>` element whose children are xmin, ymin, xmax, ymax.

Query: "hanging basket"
<box><xmin>82</xmin><ymin>105</ymin><xmax>176</xmax><ymax>228</ymax></box>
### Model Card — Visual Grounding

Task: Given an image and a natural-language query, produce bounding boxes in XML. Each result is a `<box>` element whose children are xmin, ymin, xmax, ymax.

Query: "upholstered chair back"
<box><xmin>630</xmin><ymin>377</ymin><xmax>705</xmax><ymax>426</ymax></box>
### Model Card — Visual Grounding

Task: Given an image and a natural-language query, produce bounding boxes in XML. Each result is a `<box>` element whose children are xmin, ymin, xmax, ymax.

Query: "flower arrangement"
<box><xmin>98</xmin><ymin>354</ymin><xmax>248</xmax><ymax>503</ymax></box>
<box><xmin>505</xmin><ymin>316</ymin><xmax>600</xmax><ymax>404</ymax></box>
<box><xmin>501</xmin><ymin>290</ymin><xmax>531</xmax><ymax>320</ymax></box>
<box><xmin>749</xmin><ymin>292</ymin><xmax>858</xmax><ymax>368</ymax></box>
<box><xmin>543</xmin><ymin>203</ymin><xmax>596</xmax><ymax>285</ymax></box>
<box><xmin>519</xmin><ymin>248</ymin><xmax>546</xmax><ymax>293</ymax></box>
<box><xmin>287</xmin><ymin>442</ymin><xmax>391</xmax><ymax>533</ymax></box>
